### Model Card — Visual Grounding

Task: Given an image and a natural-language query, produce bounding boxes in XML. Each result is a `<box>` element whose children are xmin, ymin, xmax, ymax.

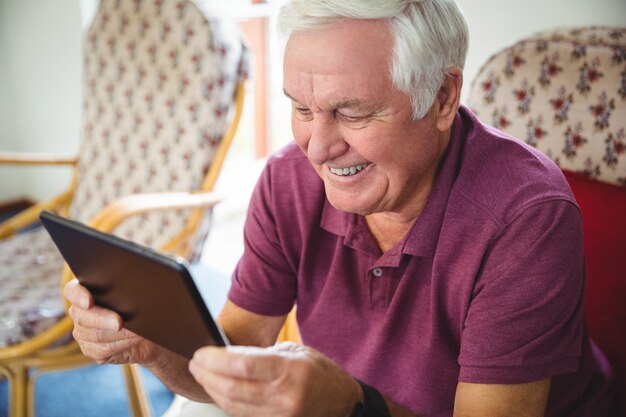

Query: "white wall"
<box><xmin>0</xmin><ymin>0</ymin><xmax>82</xmax><ymax>202</ymax></box>
<box><xmin>0</xmin><ymin>4</ymin><xmax>9</xmax><ymax>150</ymax></box>
<box><xmin>0</xmin><ymin>0</ymin><xmax>26</xmax><ymax>199</ymax></box>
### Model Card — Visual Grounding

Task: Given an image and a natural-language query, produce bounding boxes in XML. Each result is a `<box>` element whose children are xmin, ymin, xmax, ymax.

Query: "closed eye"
<box><xmin>336</xmin><ymin>111</ymin><xmax>371</xmax><ymax>124</ymax></box>
<box><xmin>293</xmin><ymin>106</ymin><xmax>313</xmax><ymax>121</ymax></box>
<box><xmin>337</xmin><ymin>112</ymin><xmax>362</xmax><ymax>123</ymax></box>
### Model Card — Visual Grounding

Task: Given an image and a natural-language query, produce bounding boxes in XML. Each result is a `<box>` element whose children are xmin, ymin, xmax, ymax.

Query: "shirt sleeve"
<box><xmin>458</xmin><ymin>199</ymin><xmax>585</xmax><ymax>384</ymax></box>
<box><xmin>227</xmin><ymin>162</ymin><xmax>298</xmax><ymax>316</ymax></box>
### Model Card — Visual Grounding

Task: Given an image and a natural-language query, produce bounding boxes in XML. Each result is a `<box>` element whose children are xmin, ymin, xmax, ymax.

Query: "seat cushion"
<box><xmin>0</xmin><ymin>228</ymin><xmax>66</xmax><ymax>347</ymax></box>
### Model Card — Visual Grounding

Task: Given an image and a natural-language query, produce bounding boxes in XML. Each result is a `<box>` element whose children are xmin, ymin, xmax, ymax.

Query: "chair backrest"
<box><xmin>467</xmin><ymin>26</ymin><xmax>626</xmax><ymax>415</ymax></box>
<box><xmin>69</xmin><ymin>0</ymin><xmax>249</xmax><ymax>258</ymax></box>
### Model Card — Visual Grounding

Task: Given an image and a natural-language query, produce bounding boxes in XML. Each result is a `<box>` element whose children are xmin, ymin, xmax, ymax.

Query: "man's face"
<box><xmin>283</xmin><ymin>19</ymin><xmax>447</xmax><ymax>219</ymax></box>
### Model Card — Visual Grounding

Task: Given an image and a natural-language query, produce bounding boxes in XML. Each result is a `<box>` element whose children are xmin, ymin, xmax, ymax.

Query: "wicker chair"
<box><xmin>0</xmin><ymin>1</ymin><xmax>249</xmax><ymax>416</ymax></box>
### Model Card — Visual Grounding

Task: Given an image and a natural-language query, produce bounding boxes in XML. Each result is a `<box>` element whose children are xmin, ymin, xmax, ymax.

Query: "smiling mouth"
<box><xmin>328</xmin><ymin>163</ymin><xmax>370</xmax><ymax>176</ymax></box>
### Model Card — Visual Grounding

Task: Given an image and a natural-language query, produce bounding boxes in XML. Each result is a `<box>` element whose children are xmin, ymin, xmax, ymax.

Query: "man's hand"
<box><xmin>188</xmin><ymin>342</ymin><xmax>362</xmax><ymax>417</ymax></box>
<box><xmin>63</xmin><ymin>278</ymin><xmax>161</xmax><ymax>365</ymax></box>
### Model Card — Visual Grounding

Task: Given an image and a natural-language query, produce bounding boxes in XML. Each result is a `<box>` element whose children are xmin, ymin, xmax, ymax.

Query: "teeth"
<box><xmin>330</xmin><ymin>163</ymin><xmax>369</xmax><ymax>176</ymax></box>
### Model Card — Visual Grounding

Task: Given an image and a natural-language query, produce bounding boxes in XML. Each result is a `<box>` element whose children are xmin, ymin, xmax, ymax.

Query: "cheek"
<box><xmin>354</xmin><ymin>129</ymin><xmax>414</xmax><ymax>171</ymax></box>
<box><xmin>345</xmin><ymin>129</ymin><xmax>391</xmax><ymax>163</ymax></box>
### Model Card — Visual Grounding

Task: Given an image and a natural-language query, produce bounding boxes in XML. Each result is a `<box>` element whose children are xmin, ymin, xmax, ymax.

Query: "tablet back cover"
<box><xmin>40</xmin><ymin>211</ymin><xmax>228</xmax><ymax>359</ymax></box>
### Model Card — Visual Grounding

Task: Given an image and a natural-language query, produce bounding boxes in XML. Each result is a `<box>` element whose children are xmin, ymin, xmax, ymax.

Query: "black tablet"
<box><xmin>40</xmin><ymin>210</ymin><xmax>230</xmax><ymax>360</ymax></box>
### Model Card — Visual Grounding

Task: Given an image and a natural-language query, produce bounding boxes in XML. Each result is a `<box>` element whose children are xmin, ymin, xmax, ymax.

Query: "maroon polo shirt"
<box><xmin>228</xmin><ymin>106</ymin><xmax>615</xmax><ymax>416</ymax></box>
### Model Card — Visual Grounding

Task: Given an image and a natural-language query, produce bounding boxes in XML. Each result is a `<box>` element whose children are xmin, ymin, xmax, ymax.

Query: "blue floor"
<box><xmin>0</xmin><ymin>364</ymin><xmax>174</xmax><ymax>417</ymax></box>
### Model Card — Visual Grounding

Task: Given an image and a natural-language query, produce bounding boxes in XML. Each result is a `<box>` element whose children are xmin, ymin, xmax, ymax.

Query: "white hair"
<box><xmin>278</xmin><ymin>0</ymin><xmax>469</xmax><ymax>120</ymax></box>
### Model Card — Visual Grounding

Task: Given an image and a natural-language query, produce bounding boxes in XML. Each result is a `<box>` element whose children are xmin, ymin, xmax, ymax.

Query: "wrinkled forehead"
<box><xmin>282</xmin><ymin>20</ymin><xmax>398</xmax><ymax>109</ymax></box>
<box><xmin>283</xmin><ymin>19</ymin><xmax>393</xmax><ymax>80</ymax></box>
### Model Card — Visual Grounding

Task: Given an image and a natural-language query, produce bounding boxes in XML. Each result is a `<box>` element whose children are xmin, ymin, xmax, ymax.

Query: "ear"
<box><xmin>435</xmin><ymin>67</ymin><xmax>463</xmax><ymax>132</ymax></box>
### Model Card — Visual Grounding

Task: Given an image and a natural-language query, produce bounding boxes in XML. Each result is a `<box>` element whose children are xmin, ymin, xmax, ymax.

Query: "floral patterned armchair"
<box><xmin>0</xmin><ymin>0</ymin><xmax>249</xmax><ymax>416</ymax></box>
<box><xmin>467</xmin><ymin>26</ymin><xmax>626</xmax><ymax>416</ymax></box>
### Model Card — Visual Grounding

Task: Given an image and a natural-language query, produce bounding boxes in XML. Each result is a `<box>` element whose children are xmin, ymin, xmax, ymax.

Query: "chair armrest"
<box><xmin>0</xmin><ymin>315</ymin><xmax>75</xmax><ymax>361</ymax></box>
<box><xmin>0</xmin><ymin>190</ymin><xmax>74</xmax><ymax>239</ymax></box>
<box><xmin>0</xmin><ymin>152</ymin><xmax>77</xmax><ymax>238</ymax></box>
<box><xmin>89</xmin><ymin>191</ymin><xmax>222</xmax><ymax>233</ymax></box>
<box><xmin>55</xmin><ymin>191</ymin><xmax>223</xmax><ymax>289</ymax></box>
<box><xmin>0</xmin><ymin>151</ymin><xmax>78</xmax><ymax>166</ymax></box>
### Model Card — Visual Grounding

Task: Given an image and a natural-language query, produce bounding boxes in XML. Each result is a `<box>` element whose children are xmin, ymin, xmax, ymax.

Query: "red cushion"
<box><xmin>563</xmin><ymin>170</ymin><xmax>626</xmax><ymax>412</ymax></box>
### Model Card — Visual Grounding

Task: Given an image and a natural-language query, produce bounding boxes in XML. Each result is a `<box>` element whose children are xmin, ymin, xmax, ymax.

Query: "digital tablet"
<box><xmin>40</xmin><ymin>210</ymin><xmax>229</xmax><ymax>360</ymax></box>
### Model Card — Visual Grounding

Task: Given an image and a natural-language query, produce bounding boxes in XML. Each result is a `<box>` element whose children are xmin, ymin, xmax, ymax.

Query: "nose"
<box><xmin>306</xmin><ymin>117</ymin><xmax>348</xmax><ymax>166</ymax></box>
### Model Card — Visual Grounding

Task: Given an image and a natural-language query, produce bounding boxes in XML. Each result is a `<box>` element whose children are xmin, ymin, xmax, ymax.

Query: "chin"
<box><xmin>326</xmin><ymin>194</ymin><xmax>373</xmax><ymax>216</ymax></box>
<box><xmin>323</xmin><ymin>179</ymin><xmax>383</xmax><ymax>215</ymax></box>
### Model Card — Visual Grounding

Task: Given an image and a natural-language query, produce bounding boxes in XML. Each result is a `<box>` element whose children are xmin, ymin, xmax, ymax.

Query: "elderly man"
<box><xmin>64</xmin><ymin>0</ymin><xmax>616</xmax><ymax>416</ymax></box>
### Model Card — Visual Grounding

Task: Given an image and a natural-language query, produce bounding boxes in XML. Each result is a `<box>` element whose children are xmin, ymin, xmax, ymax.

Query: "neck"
<box><xmin>365</xmin><ymin>211</ymin><xmax>419</xmax><ymax>253</ymax></box>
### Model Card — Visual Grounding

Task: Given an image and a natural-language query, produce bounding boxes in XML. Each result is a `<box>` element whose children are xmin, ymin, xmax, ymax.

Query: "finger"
<box><xmin>189</xmin><ymin>356</ymin><xmax>303</xmax><ymax>417</ymax></box>
<box><xmin>188</xmin><ymin>363</ymin><xmax>268</xmax><ymax>406</ymax></box>
<box><xmin>79</xmin><ymin>336</ymin><xmax>144</xmax><ymax>364</ymax></box>
<box><xmin>68</xmin><ymin>304</ymin><xmax>122</xmax><ymax>331</ymax></box>
<box><xmin>189</xmin><ymin>367</ymin><xmax>294</xmax><ymax>417</ymax></box>
<box><xmin>272</xmin><ymin>341</ymin><xmax>308</xmax><ymax>355</ymax></box>
<box><xmin>72</xmin><ymin>323</ymin><xmax>136</xmax><ymax>344</ymax></box>
<box><xmin>63</xmin><ymin>279</ymin><xmax>94</xmax><ymax>309</ymax></box>
<box><xmin>191</xmin><ymin>346</ymin><xmax>283</xmax><ymax>382</ymax></box>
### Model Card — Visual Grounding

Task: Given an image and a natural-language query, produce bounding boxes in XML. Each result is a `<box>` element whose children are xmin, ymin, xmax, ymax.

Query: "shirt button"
<box><xmin>372</xmin><ymin>268</ymin><xmax>383</xmax><ymax>277</ymax></box>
